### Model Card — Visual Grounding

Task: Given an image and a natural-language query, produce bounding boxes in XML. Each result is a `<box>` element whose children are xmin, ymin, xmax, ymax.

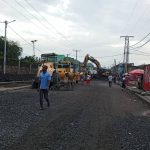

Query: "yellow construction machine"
<box><xmin>81</xmin><ymin>54</ymin><xmax>101</xmax><ymax>73</ymax></box>
<box><xmin>81</xmin><ymin>54</ymin><xmax>110</xmax><ymax>77</ymax></box>
<box><xmin>33</xmin><ymin>60</ymin><xmax>75</xmax><ymax>89</ymax></box>
<box><xmin>57</xmin><ymin>60</ymin><xmax>74</xmax><ymax>80</ymax></box>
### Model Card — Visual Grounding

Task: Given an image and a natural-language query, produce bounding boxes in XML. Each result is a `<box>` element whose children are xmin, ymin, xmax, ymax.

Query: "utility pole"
<box><xmin>120</xmin><ymin>36</ymin><xmax>134</xmax><ymax>73</ymax></box>
<box><xmin>31</xmin><ymin>40</ymin><xmax>37</xmax><ymax>57</ymax></box>
<box><xmin>114</xmin><ymin>59</ymin><xmax>116</xmax><ymax>74</ymax></box>
<box><xmin>73</xmin><ymin>49</ymin><xmax>80</xmax><ymax>72</ymax></box>
<box><xmin>18</xmin><ymin>56</ymin><xmax>21</xmax><ymax>74</ymax></box>
<box><xmin>0</xmin><ymin>20</ymin><xmax>16</xmax><ymax>74</ymax></box>
<box><xmin>66</xmin><ymin>53</ymin><xmax>71</xmax><ymax>61</ymax></box>
<box><xmin>66</xmin><ymin>53</ymin><xmax>70</xmax><ymax>58</ymax></box>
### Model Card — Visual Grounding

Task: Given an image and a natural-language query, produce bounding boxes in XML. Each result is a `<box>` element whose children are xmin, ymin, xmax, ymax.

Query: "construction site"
<box><xmin>1</xmin><ymin>0</ymin><xmax>150</xmax><ymax>149</ymax></box>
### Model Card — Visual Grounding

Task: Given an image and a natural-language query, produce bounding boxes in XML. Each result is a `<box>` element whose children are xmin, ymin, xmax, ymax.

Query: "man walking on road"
<box><xmin>108</xmin><ymin>74</ymin><xmax>113</xmax><ymax>87</ymax></box>
<box><xmin>39</xmin><ymin>65</ymin><xmax>51</xmax><ymax>110</ymax></box>
<box><xmin>122</xmin><ymin>75</ymin><xmax>126</xmax><ymax>90</ymax></box>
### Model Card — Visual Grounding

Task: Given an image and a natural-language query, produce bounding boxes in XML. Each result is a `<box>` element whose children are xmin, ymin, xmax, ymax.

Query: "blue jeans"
<box><xmin>40</xmin><ymin>89</ymin><xmax>50</xmax><ymax>108</ymax></box>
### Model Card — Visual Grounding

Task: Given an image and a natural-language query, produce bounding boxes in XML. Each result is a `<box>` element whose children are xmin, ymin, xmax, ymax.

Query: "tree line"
<box><xmin>0</xmin><ymin>36</ymin><xmax>38</xmax><ymax>64</ymax></box>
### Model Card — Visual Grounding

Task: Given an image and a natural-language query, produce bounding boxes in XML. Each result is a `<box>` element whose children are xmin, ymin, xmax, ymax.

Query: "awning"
<box><xmin>128</xmin><ymin>69</ymin><xmax>144</xmax><ymax>75</ymax></box>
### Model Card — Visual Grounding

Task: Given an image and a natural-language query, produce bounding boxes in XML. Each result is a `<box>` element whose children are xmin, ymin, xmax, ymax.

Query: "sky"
<box><xmin>0</xmin><ymin>0</ymin><xmax>150</xmax><ymax>68</ymax></box>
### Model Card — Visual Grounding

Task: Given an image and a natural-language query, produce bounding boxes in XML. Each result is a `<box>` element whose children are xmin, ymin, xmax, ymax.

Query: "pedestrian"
<box><xmin>51</xmin><ymin>70</ymin><xmax>59</xmax><ymax>86</ymax></box>
<box><xmin>122</xmin><ymin>75</ymin><xmax>126</xmax><ymax>90</ymax></box>
<box><xmin>86</xmin><ymin>74</ymin><xmax>91</xmax><ymax>85</ymax></box>
<box><xmin>113</xmin><ymin>75</ymin><xmax>116</xmax><ymax>84</ymax></box>
<box><xmin>137</xmin><ymin>75</ymin><xmax>141</xmax><ymax>89</ymax></box>
<box><xmin>108</xmin><ymin>74</ymin><xmax>113</xmax><ymax>87</ymax></box>
<box><xmin>38</xmin><ymin>65</ymin><xmax>51</xmax><ymax>110</ymax></box>
<box><xmin>137</xmin><ymin>75</ymin><xmax>143</xmax><ymax>89</ymax></box>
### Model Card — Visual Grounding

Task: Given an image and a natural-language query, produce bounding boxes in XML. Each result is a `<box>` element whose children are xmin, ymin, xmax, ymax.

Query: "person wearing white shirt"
<box><xmin>108</xmin><ymin>74</ymin><xmax>113</xmax><ymax>87</ymax></box>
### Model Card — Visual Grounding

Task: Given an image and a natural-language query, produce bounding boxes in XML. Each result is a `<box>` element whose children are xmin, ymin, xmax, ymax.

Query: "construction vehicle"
<box><xmin>82</xmin><ymin>54</ymin><xmax>101</xmax><ymax>73</ymax></box>
<box><xmin>33</xmin><ymin>53</ymin><xmax>75</xmax><ymax>89</ymax></box>
<box><xmin>81</xmin><ymin>54</ymin><xmax>109</xmax><ymax>77</ymax></box>
<box><xmin>57</xmin><ymin>60</ymin><xmax>74</xmax><ymax>80</ymax></box>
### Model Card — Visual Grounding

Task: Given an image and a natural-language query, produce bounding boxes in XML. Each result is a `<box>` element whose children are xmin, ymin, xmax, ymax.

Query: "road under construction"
<box><xmin>1</xmin><ymin>80</ymin><xmax>150</xmax><ymax>150</ymax></box>
<box><xmin>2</xmin><ymin>53</ymin><xmax>150</xmax><ymax>150</ymax></box>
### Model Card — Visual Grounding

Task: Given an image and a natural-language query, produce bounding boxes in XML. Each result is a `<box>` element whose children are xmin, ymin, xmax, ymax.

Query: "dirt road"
<box><xmin>1</xmin><ymin>81</ymin><xmax>150</xmax><ymax>150</ymax></box>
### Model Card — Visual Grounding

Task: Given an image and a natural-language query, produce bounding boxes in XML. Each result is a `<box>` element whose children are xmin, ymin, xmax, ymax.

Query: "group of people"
<box><xmin>80</xmin><ymin>73</ymin><xmax>92</xmax><ymax>85</ymax></box>
<box><xmin>39</xmin><ymin>66</ymin><xmax>131</xmax><ymax>110</ymax></box>
<box><xmin>108</xmin><ymin>74</ymin><xmax>126</xmax><ymax>89</ymax></box>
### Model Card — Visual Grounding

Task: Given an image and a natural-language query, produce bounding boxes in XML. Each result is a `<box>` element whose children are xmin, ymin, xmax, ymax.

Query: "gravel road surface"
<box><xmin>0</xmin><ymin>81</ymin><xmax>150</xmax><ymax>150</ymax></box>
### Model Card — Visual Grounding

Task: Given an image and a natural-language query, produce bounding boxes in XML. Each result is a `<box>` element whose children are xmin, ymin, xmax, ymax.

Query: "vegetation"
<box><xmin>20</xmin><ymin>56</ymin><xmax>39</xmax><ymax>64</ymax></box>
<box><xmin>0</xmin><ymin>36</ymin><xmax>38</xmax><ymax>63</ymax></box>
<box><xmin>0</xmin><ymin>36</ymin><xmax>22</xmax><ymax>60</ymax></box>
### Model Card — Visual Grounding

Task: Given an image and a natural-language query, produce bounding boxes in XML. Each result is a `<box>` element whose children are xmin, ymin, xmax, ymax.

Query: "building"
<box><xmin>41</xmin><ymin>53</ymin><xmax>65</xmax><ymax>63</ymax></box>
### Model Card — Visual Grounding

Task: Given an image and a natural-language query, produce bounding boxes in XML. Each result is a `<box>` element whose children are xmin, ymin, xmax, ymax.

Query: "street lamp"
<box><xmin>0</xmin><ymin>20</ymin><xmax>16</xmax><ymax>74</ymax></box>
<box><xmin>31</xmin><ymin>40</ymin><xmax>37</xmax><ymax>57</ymax></box>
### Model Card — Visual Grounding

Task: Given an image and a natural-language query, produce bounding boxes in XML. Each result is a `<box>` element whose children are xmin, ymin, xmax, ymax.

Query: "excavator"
<box><xmin>81</xmin><ymin>54</ymin><xmax>109</xmax><ymax>77</ymax></box>
<box><xmin>82</xmin><ymin>54</ymin><xmax>101</xmax><ymax>73</ymax></box>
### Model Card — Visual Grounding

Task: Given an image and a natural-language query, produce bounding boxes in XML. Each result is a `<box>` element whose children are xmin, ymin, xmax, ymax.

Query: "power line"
<box><xmin>9</xmin><ymin>26</ymin><xmax>44</xmax><ymax>53</ymax></box>
<box><xmin>133</xmin><ymin>50</ymin><xmax>150</xmax><ymax>54</ymax></box>
<box><xmin>14</xmin><ymin>0</ymin><xmax>53</xmax><ymax>31</ymax></box>
<box><xmin>14</xmin><ymin>0</ymin><xmax>73</xmax><ymax>49</ymax></box>
<box><xmin>128</xmin><ymin>6</ymin><xmax>148</xmax><ymax>34</ymax></box>
<box><xmin>130</xmin><ymin>38</ymin><xmax>150</xmax><ymax>50</ymax></box>
<box><xmin>1</xmin><ymin>0</ymin><xmax>71</xmax><ymax>56</ymax></box>
<box><xmin>130</xmin><ymin>0</ymin><xmax>139</xmax><ymax>17</ymax></box>
<box><xmin>1</xmin><ymin>0</ymin><xmax>59</xmax><ymax>41</ymax></box>
<box><xmin>24</xmin><ymin>0</ymin><xmax>73</xmax><ymax>48</ymax></box>
<box><xmin>130</xmin><ymin>52</ymin><xmax>150</xmax><ymax>56</ymax></box>
<box><xmin>70</xmin><ymin>53</ymin><xmax>123</xmax><ymax>59</ymax></box>
<box><xmin>121</xmin><ymin>0</ymin><xmax>140</xmax><ymax>33</ymax></box>
<box><xmin>130</xmin><ymin>33</ymin><xmax>150</xmax><ymax>47</ymax></box>
<box><xmin>4</xmin><ymin>24</ymin><xmax>125</xmax><ymax>61</ymax></box>
<box><xmin>2</xmin><ymin>0</ymin><xmax>74</xmax><ymax>51</ymax></box>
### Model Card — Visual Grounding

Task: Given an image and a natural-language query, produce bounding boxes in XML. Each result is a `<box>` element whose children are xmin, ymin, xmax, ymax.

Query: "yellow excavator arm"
<box><xmin>82</xmin><ymin>54</ymin><xmax>101</xmax><ymax>70</ymax></box>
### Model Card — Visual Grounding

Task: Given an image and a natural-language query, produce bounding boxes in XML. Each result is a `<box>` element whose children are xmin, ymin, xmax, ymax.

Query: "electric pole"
<box><xmin>31</xmin><ymin>40</ymin><xmax>37</xmax><ymax>57</ymax></box>
<box><xmin>66</xmin><ymin>53</ymin><xmax>71</xmax><ymax>61</ymax></box>
<box><xmin>120</xmin><ymin>35</ymin><xmax>134</xmax><ymax>73</ymax></box>
<box><xmin>114</xmin><ymin>59</ymin><xmax>116</xmax><ymax>74</ymax></box>
<box><xmin>73</xmin><ymin>49</ymin><xmax>80</xmax><ymax>72</ymax></box>
<box><xmin>0</xmin><ymin>20</ymin><xmax>16</xmax><ymax>74</ymax></box>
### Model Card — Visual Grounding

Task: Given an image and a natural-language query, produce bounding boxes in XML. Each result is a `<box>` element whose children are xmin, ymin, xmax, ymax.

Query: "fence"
<box><xmin>0</xmin><ymin>58</ymin><xmax>38</xmax><ymax>81</ymax></box>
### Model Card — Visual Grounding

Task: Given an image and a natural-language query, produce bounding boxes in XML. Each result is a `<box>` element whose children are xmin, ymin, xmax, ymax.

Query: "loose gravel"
<box><xmin>0</xmin><ymin>81</ymin><xmax>150</xmax><ymax>150</ymax></box>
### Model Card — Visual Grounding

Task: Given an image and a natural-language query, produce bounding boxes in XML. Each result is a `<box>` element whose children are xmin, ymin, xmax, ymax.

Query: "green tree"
<box><xmin>0</xmin><ymin>36</ymin><xmax>4</xmax><ymax>58</ymax></box>
<box><xmin>0</xmin><ymin>36</ymin><xmax>22</xmax><ymax>60</ymax></box>
<box><xmin>20</xmin><ymin>56</ymin><xmax>39</xmax><ymax>63</ymax></box>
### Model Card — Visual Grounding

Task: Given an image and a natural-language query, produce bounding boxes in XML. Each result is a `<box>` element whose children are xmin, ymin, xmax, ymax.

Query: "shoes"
<box><xmin>40</xmin><ymin>103</ymin><xmax>50</xmax><ymax>110</ymax></box>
